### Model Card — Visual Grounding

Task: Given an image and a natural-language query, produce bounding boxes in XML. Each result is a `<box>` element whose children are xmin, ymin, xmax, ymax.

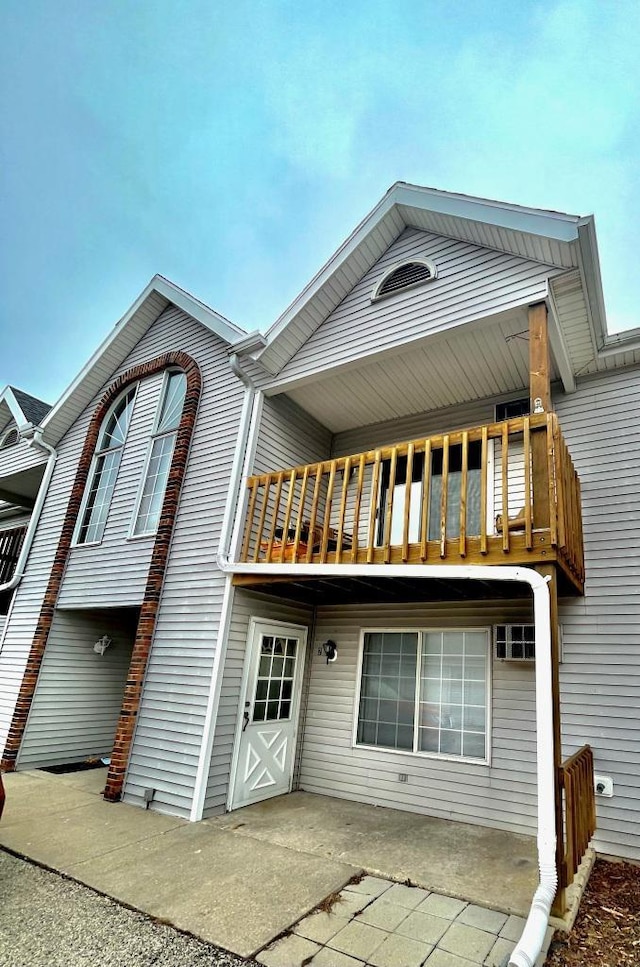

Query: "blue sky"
<box><xmin>1</xmin><ymin>0</ymin><xmax>639</xmax><ymax>403</ymax></box>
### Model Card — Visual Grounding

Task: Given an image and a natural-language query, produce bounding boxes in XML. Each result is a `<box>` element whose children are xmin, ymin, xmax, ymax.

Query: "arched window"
<box><xmin>372</xmin><ymin>258</ymin><xmax>437</xmax><ymax>301</ymax></box>
<box><xmin>75</xmin><ymin>386</ymin><xmax>137</xmax><ymax>545</ymax></box>
<box><xmin>131</xmin><ymin>370</ymin><xmax>187</xmax><ymax>536</ymax></box>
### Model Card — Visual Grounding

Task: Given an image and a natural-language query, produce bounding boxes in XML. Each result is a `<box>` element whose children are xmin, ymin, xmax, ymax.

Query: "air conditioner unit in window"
<box><xmin>494</xmin><ymin>624</ymin><xmax>535</xmax><ymax>661</ymax></box>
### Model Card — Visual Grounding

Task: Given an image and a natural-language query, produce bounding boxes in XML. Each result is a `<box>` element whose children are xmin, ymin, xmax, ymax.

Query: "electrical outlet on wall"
<box><xmin>594</xmin><ymin>775</ymin><xmax>614</xmax><ymax>797</ymax></box>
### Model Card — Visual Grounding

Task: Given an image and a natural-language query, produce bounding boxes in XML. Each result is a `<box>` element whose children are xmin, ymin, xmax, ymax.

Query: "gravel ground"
<box><xmin>0</xmin><ymin>849</ymin><xmax>248</xmax><ymax>967</ymax></box>
<box><xmin>545</xmin><ymin>858</ymin><xmax>640</xmax><ymax>966</ymax></box>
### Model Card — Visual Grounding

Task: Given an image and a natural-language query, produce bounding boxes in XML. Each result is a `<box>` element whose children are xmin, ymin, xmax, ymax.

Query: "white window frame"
<box><xmin>352</xmin><ymin>626</ymin><xmax>492</xmax><ymax>766</ymax></box>
<box><xmin>128</xmin><ymin>368</ymin><xmax>186</xmax><ymax>539</ymax></box>
<box><xmin>72</xmin><ymin>384</ymin><xmax>139</xmax><ymax>547</ymax></box>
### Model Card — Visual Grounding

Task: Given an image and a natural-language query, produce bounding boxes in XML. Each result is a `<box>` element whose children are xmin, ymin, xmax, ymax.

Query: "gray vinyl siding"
<box><xmin>57</xmin><ymin>372</ymin><xmax>166</xmax><ymax>608</ymax></box>
<box><xmin>252</xmin><ymin>395</ymin><xmax>332</xmax><ymax>474</ymax></box>
<box><xmin>298</xmin><ymin>600</ymin><xmax>537</xmax><ymax>836</ymax></box>
<box><xmin>0</xmin><ymin>439</ymin><xmax>48</xmax><ymax>478</ymax></box>
<box><xmin>117</xmin><ymin>308</ymin><xmax>245</xmax><ymax>817</ymax></box>
<box><xmin>0</xmin><ymin>303</ymin><xmax>246</xmax><ymax>822</ymax></box>
<box><xmin>555</xmin><ymin>365</ymin><xmax>640</xmax><ymax>860</ymax></box>
<box><xmin>17</xmin><ymin>608</ymin><xmax>137</xmax><ymax>768</ymax></box>
<box><xmin>270</xmin><ymin>228</ymin><xmax>560</xmax><ymax>388</ymax></box>
<box><xmin>0</xmin><ymin>510</ymin><xmax>32</xmax><ymax>531</ymax></box>
<box><xmin>202</xmin><ymin>588</ymin><xmax>313</xmax><ymax>816</ymax></box>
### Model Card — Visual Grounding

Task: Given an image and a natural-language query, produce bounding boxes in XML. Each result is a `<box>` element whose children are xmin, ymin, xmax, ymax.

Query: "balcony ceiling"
<box><xmin>283</xmin><ymin>308</ymin><xmax>558</xmax><ymax>433</ymax></box>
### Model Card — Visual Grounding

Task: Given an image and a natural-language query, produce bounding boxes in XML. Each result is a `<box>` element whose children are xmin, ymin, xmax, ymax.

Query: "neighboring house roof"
<box><xmin>251</xmin><ymin>182</ymin><xmax>636</xmax><ymax>379</ymax></box>
<box><xmin>0</xmin><ymin>386</ymin><xmax>51</xmax><ymax>434</ymax></box>
<box><xmin>9</xmin><ymin>388</ymin><xmax>52</xmax><ymax>427</ymax></box>
<box><xmin>39</xmin><ymin>275</ymin><xmax>255</xmax><ymax>446</ymax></box>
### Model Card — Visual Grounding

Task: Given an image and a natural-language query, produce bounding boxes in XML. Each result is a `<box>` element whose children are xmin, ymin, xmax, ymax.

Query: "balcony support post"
<box><xmin>529</xmin><ymin>302</ymin><xmax>552</xmax><ymax>531</ymax></box>
<box><xmin>536</xmin><ymin>562</ymin><xmax>566</xmax><ymax>917</ymax></box>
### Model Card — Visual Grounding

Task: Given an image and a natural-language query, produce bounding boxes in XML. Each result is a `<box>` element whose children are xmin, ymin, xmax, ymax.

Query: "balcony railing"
<box><xmin>0</xmin><ymin>525</ymin><xmax>27</xmax><ymax>585</ymax></box>
<box><xmin>239</xmin><ymin>413</ymin><xmax>584</xmax><ymax>588</ymax></box>
<box><xmin>559</xmin><ymin>744</ymin><xmax>596</xmax><ymax>888</ymax></box>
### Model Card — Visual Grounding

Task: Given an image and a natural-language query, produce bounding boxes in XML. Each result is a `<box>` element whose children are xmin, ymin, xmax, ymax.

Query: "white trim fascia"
<box><xmin>546</xmin><ymin>289</ymin><xmax>577</xmax><ymax>394</ymax></box>
<box><xmin>41</xmin><ymin>276</ymin><xmax>246</xmax><ymax>441</ymax></box>
<box><xmin>257</xmin><ymin>183</ymin><xmax>584</xmax><ymax>373</ymax></box>
<box><xmin>394</xmin><ymin>183</ymin><xmax>581</xmax><ymax>241</ymax></box>
<box><xmin>0</xmin><ymin>388</ymin><xmax>33</xmax><ymax>433</ymax></box>
<box><xmin>575</xmin><ymin>219</ymin><xmax>607</xmax><ymax>355</ymax></box>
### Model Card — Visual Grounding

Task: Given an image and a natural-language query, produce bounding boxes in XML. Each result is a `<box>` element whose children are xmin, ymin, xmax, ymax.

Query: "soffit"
<box><xmin>283</xmin><ymin>309</ymin><xmax>557</xmax><ymax>433</ymax></box>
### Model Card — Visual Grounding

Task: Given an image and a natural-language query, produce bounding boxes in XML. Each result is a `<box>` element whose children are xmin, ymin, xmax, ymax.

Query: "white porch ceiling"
<box><xmin>283</xmin><ymin>309</ymin><xmax>558</xmax><ymax>433</ymax></box>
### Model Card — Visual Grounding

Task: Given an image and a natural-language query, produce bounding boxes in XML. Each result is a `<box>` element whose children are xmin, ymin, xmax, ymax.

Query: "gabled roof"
<box><xmin>252</xmin><ymin>183</ymin><xmax>609</xmax><ymax>376</ymax></box>
<box><xmin>40</xmin><ymin>275</ymin><xmax>251</xmax><ymax>445</ymax></box>
<box><xmin>0</xmin><ymin>386</ymin><xmax>51</xmax><ymax>432</ymax></box>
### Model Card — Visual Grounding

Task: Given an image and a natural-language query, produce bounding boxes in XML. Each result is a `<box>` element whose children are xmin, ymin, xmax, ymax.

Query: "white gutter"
<box><xmin>0</xmin><ymin>428</ymin><xmax>57</xmax><ymax>595</ymax></box>
<box><xmin>220</xmin><ymin>561</ymin><xmax>556</xmax><ymax>967</ymax></box>
<box><xmin>189</xmin><ymin>353</ymin><xmax>262</xmax><ymax>821</ymax></box>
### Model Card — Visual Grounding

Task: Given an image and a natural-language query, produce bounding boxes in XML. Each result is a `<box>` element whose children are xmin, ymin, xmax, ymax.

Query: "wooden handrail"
<box><xmin>239</xmin><ymin>414</ymin><xmax>584</xmax><ymax>582</ymax></box>
<box><xmin>560</xmin><ymin>744</ymin><xmax>596</xmax><ymax>888</ymax></box>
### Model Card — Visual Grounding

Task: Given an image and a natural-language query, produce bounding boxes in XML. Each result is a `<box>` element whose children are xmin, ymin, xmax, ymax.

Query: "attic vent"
<box><xmin>0</xmin><ymin>427</ymin><xmax>19</xmax><ymax>449</ymax></box>
<box><xmin>372</xmin><ymin>258</ymin><xmax>437</xmax><ymax>301</ymax></box>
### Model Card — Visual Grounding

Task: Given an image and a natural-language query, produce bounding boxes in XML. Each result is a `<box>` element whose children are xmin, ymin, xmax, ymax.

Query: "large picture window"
<box><xmin>75</xmin><ymin>386</ymin><xmax>137</xmax><ymax>545</ymax></box>
<box><xmin>131</xmin><ymin>370</ymin><xmax>186</xmax><ymax>536</ymax></box>
<box><xmin>356</xmin><ymin>629</ymin><xmax>489</xmax><ymax>762</ymax></box>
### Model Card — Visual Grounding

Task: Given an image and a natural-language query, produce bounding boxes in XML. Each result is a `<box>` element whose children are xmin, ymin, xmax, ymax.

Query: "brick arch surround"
<box><xmin>1</xmin><ymin>351</ymin><xmax>202</xmax><ymax>805</ymax></box>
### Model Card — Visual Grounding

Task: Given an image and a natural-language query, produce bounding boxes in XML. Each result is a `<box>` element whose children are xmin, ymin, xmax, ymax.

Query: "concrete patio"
<box><xmin>0</xmin><ymin>768</ymin><xmax>562</xmax><ymax>965</ymax></box>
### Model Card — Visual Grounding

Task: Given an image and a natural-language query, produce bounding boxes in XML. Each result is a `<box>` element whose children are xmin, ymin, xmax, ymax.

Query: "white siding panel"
<box><xmin>555</xmin><ymin>365</ymin><xmax>640</xmax><ymax>860</ymax></box>
<box><xmin>17</xmin><ymin>608</ymin><xmax>136</xmax><ymax>768</ymax></box>
<box><xmin>122</xmin><ymin>308</ymin><xmax>246</xmax><ymax>817</ymax></box>
<box><xmin>271</xmin><ymin>229</ymin><xmax>559</xmax><ymax>387</ymax></box>
<box><xmin>202</xmin><ymin>589</ymin><xmax>313</xmax><ymax>816</ymax></box>
<box><xmin>299</xmin><ymin>600</ymin><xmax>538</xmax><ymax>836</ymax></box>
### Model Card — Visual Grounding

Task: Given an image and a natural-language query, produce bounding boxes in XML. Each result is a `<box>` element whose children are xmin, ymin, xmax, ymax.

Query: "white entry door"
<box><xmin>229</xmin><ymin>620</ymin><xmax>307</xmax><ymax>810</ymax></box>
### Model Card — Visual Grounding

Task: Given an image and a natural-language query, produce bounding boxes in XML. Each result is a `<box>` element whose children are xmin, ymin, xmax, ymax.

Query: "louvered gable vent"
<box><xmin>373</xmin><ymin>258</ymin><xmax>437</xmax><ymax>301</ymax></box>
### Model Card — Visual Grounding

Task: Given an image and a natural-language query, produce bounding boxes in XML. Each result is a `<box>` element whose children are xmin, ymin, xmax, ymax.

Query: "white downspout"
<box><xmin>219</xmin><ymin>561</ymin><xmax>556</xmax><ymax>967</ymax></box>
<box><xmin>0</xmin><ymin>428</ymin><xmax>57</xmax><ymax>596</ymax></box>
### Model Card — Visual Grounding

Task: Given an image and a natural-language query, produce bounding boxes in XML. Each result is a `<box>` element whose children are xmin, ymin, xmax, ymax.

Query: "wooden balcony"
<box><xmin>238</xmin><ymin>413</ymin><xmax>584</xmax><ymax>594</ymax></box>
<box><xmin>0</xmin><ymin>525</ymin><xmax>27</xmax><ymax>585</ymax></box>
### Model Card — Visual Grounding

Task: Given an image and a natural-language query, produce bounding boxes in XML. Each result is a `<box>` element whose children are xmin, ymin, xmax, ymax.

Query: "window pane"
<box><xmin>100</xmin><ymin>388</ymin><xmax>136</xmax><ymax>450</ymax></box>
<box><xmin>133</xmin><ymin>433</ymin><xmax>177</xmax><ymax>535</ymax></box>
<box><xmin>418</xmin><ymin>631</ymin><xmax>488</xmax><ymax>760</ymax></box>
<box><xmin>357</xmin><ymin>632</ymin><xmax>417</xmax><ymax>750</ymax></box>
<box><xmin>157</xmin><ymin>371</ymin><xmax>187</xmax><ymax>434</ymax></box>
<box><xmin>77</xmin><ymin>450</ymin><xmax>122</xmax><ymax>544</ymax></box>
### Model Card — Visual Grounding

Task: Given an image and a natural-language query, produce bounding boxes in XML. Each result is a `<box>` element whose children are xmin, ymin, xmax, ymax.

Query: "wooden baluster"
<box><xmin>554</xmin><ymin>425</ymin><xmax>566</xmax><ymax>550</ymax></box>
<box><xmin>480</xmin><ymin>427</ymin><xmax>488</xmax><ymax>555</ymax></box>
<box><xmin>459</xmin><ymin>431</ymin><xmax>468</xmax><ymax>557</ymax></box>
<box><xmin>565</xmin><ymin>768</ymin><xmax>575</xmax><ymax>882</ymax></box>
<box><xmin>383</xmin><ymin>446</ymin><xmax>398</xmax><ymax>563</ymax></box>
<box><xmin>546</xmin><ymin>414</ymin><xmax>558</xmax><ymax>547</ymax></box>
<box><xmin>335</xmin><ymin>457</ymin><xmax>351</xmax><ymax>561</ymax></box>
<box><xmin>265</xmin><ymin>471</ymin><xmax>285</xmax><ymax>563</ymax></box>
<box><xmin>523</xmin><ymin>418</ymin><xmax>533</xmax><ymax>550</ymax></box>
<box><xmin>402</xmin><ymin>443</ymin><xmax>414</xmax><ymax>562</ymax></box>
<box><xmin>367</xmin><ymin>451</ymin><xmax>382</xmax><ymax>563</ymax></box>
<box><xmin>420</xmin><ymin>440</ymin><xmax>431</xmax><ymax>561</ymax></box>
<box><xmin>306</xmin><ymin>465</ymin><xmax>323</xmax><ymax>563</ymax></box>
<box><xmin>351</xmin><ymin>453</ymin><xmax>366</xmax><ymax>563</ymax></box>
<box><xmin>251</xmin><ymin>477</ymin><xmax>271</xmax><ymax>563</ymax></box>
<box><xmin>241</xmin><ymin>479</ymin><xmax>259</xmax><ymax>562</ymax></box>
<box><xmin>439</xmin><ymin>437</ymin><xmax>449</xmax><ymax>558</ymax></box>
<box><xmin>279</xmin><ymin>469</ymin><xmax>297</xmax><ymax>562</ymax></box>
<box><xmin>501</xmin><ymin>424</ymin><xmax>509</xmax><ymax>553</ymax></box>
<box><xmin>320</xmin><ymin>461</ymin><xmax>337</xmax><ymax>562</ymax></box>
<box><xmin>292</xmin><ymin>466</ymin><xmax>309</xmax><ymax>563</ymax></box>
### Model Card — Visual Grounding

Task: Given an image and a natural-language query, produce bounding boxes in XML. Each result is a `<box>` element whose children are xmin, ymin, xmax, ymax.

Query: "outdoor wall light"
<box><xmin>321</xmin><ymin>640</ymin><xmax>338</xmax><ymax>664</ymax></box>
<box><xmin>533</xmin><ymin>397</ymin><xmax>545</xmax><ymax>414</ymax></box>
<box><xmin>93</xmin><ymin>635</ymin><xmax>113</xmax><ymax>656</ymax></box>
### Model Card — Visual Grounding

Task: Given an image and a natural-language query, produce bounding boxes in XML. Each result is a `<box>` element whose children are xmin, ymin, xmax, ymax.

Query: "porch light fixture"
<box><xmin>533</xmin><ymin>397</ymin><xmax>545</xmax><ymax>414</ymax></box>
<box><xmin>322</xmin><ymin>640</ymin><xmax>338</xmax><ymax>664</ymax></box>
<box><xmin>93</xmin><ymin>635</ymin><xmax>113</xmax><ymax>656</ymax></box>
